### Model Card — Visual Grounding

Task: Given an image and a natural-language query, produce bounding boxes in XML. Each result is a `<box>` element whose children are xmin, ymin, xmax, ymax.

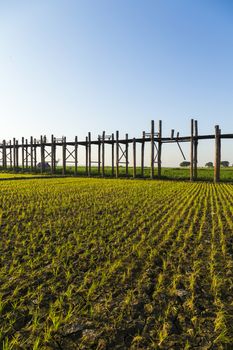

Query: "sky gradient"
<box><xmin>1</xmin><ymin>0</ymin><xmax>233</xmax><ymax>166</ymax></box>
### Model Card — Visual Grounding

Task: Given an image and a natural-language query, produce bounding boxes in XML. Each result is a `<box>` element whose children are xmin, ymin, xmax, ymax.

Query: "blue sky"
<box><xmin>0</xmin><ymin>0</ymin><xmax>233</xmax><ymax>166</ymax></box>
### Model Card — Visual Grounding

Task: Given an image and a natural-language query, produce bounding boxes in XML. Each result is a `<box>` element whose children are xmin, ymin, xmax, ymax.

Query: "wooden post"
<box><xmin>53</xmin><ymin>139</ymin><xmax>56</xmax><ymax>174</ymax></box>
<box><xmin>171</xmin><ymin>129</ymin><xmax>174</xmax><ymax>139</ymax></box>
<box><xmin>62</xmin><ymin>136</ymin><xmax>66</xmax><ymax>175</ymax></box>
<box><xmin>3</xmin><ymin>140</ymin><xmax>6</xmax><ymax>169</ymax></box>
<box><xmin>125</xmin><ymin>133</ymin><xmax>129</xmax><ymax>176</ymax></box>
<box><xmin>151</xmin><ymin>120</ymin><xmax>155</xmax><ymax>179</ymax></box>
<box><xmin>9</xmin><ymin>141</ymin><xmax>12</xmax><ymax>169</ymax></box>
<box><xmin>22</xmin><ymin>137</ymin><xmax>25</xmax><ymax>170</ymax></box>
<box><xmin>51</xmin><ymin>135</ymin><xmax>54</xmax><ymax>174</ymax></box>
<box><xmin>111</xmin><ymin>133</ymin><xmax>114</xmax><ymax>176</ymax></box>
<box><xmin>194</xmin><ymin>120</ymin><xmax>198</xmax><ymax>181</ymax></box>
<box><xmin>116</xmin><ymin>131</ymin><xmax>119</xmax><ymax>178</ymax></box>
<box><xmin>158</xmin><ymin>120</ymin><xmax>162</xmax><ymax>178</ymax></box>
<box><xmin>85</xmin><ymin>136</ymin><xmax>88</xmax><ymax>175</ymax></box>
<box><xmin>13</xmin><ymin>138</ymin><xmax>16</xmax><ymax>171</ymax></box>
<box><xmin>102</xmin><ymin>131</ymin><xmax>105</xmax><ymax>177</ymax></box>
<box><xmin>133</xmin><ymin>138</ymin><xmax>136</xmax><ymax>178</ymax></box>
<box><xmin>34</xmin><ymin>139</ymin><xmax>37</xmax><ymax>171</ymax></box>
<box><xmin>214</xmin><ymin>125</ymin><xmax>221</xmax><ymax>183</ymax></box>
<box><xmin>190</xmin><ymin>119</ymin><xmax>194</xmax><ymax>181</ymax></box>
<box><xmin>25</xmin><ymin>139</ymin><xmax>28</xmax><ymax>169</ymax></box>
<box><xmin>74</xmin><ymin>136</ymin><xmax>78</xmax><ymax>176</ymax></box>
<box><xmin>16</xmin><ymin>140</ymin><xmax>19</xmax><ymax>170</ymax></box>
<box><xmin>40</xmin><ymin>136</ymin><xmax>45</xmax><ymax>173</ymax></box>
<box><xmin>88</xmin><ymin>132</ymin><xmax>91</xmax><ymax>176</ymax></box>
<box><xmin>97</xmin><ymin>136</ymin><xmax>101</xmax><ymax>175</ymax></box>
<box><xmin>141</xmin><ymin>131</ymin><xmax>145</xmax><ymax>177</ymax></box>
<box><xmin>30</xmin><ymin>136</ymin><xmax>33</xmax><ymax>171</ymax></box>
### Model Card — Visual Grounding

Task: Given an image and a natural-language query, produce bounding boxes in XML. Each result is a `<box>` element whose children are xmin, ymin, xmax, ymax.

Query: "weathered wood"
<box><xmin>22</xmin><ymin>137</ymin><xmax>25</xmax><ymax>170</ymax></box>
<box><xmin>62</xmin><ymin>136</ymin><xmax>66</xmax><ymax>175</ymax></box>
<box><xmin>171</xmin><ymin>129</ymin><xmax>174</xmax><ymax>139</ymax></box>
<box><xmin>85</xmin><ymin>136</ymin><xmax>88</xmax><ymax>175</ymax></box>
<box><xmin>151</xmin><ymin>120</ymin><xmax>154</xmax><ymax>179</ymax></box>
<box><xmin>194</xmin><ymin>120</ymin><xmax>198</xmax><ymax>180</ymax></box>
<box><xmin>40</xmin><ymin>135</ymin><xmax>45</xmax><ymax>173</ymax></box>
<box><xmin>126</xmin><ymin>133</ymin><xmax>129</xmax><ymax>176</ymax></box>
<box><xmin>30</xmin><ymin>136</ymin><xmax>34</xmax><ymax>171</ymax></box>
<box><xmin>34</xmin><ymin>138</ymin><xmax>37</xmax><ymax>170</ymax></box>
<box><xmin>88</xmin><ymin>132</ymin><xmax>91</xmax><ymax>176</ymax></box>
<box><xmin>133</xmin><ymin>138</ymin><xmax>136</xmax><ymax>178</ymax></box>
<box><xmin>25</xmin><ymin>139</ymin><xmax>28</xmax><ymax>169</ymax></box>
<box><xmin>9</xmin><ymin>140</ymin><xmax>12</xmax><ymax>168</ymax></box>
<box><xmin>141</xmin><ymin>131</ymin><xmax>145</xmax><ymax>177</ymax></box>
<box><xmin>98</xmin><ymin>135</ymin><xmax>101</xmax><ymax>175</ymax></box>
<box><xmin>111</xmin><ymin>133</ymin><xmax>114</xmax><ymax>176</ymax></box>
<box><xmin>102</xmin><ymin>131</ymin><xmax>105</xmax><ymax>177</ymax></box>
<box><xmin>51</xmin><ymin>135</ymin><xmax>54</xmax><ymax>174</ymax></box>
<box><xmin>2</xmin><ymin>140</ymin><xmax>6</xmax><ymax>168</ymax></box>
<box><xmin>214</xmin><ymin>125</ymin><xmax>221</xmax><ymax>183</ymax></box>
<box><xmin>74</xmin><ymin>136</ymin><xmax>78</xmax><ymax>176</ymax></box>
<box><xmin>116</xmin><ymin>131</ymin><xmax>119</xmax><ymax>178</ymax></box>
<box><xmin>190</xmin><ymin>119</ymin><xmax>194</xmax><ymax>181</ymax></box>
<box><xmin>158</xmin><ymin>120</ymin><xmax>162</xmax><ymax>178</ymax></box>
<box><xmin>13</xmin><ymin>138</ymin><xmax>16</xmax><ymax>171</ymax></box>
<box><xmin>16</xmin><ymin>140</ymin><xmax>19</xmax><ymax>169</ymax></box>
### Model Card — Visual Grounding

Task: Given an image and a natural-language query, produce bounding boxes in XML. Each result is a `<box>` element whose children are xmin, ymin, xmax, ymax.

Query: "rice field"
<box><xmin>0</xmin><ymin>178</ymin><xmax>233</xmax><ymax>349</ymax></box>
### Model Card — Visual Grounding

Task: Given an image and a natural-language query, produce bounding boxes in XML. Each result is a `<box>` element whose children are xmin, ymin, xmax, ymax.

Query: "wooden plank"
<box><xmin>9</xmin><ymin>140</ymin><xmax>12</xmax><ymax>168</ymax></box>
<box><xmin>16</xmin><ymin>140</ymin><xmax>19</xmax><ymax>169</ymax></box>
<box><xmin>40</xmin><ymin>135</ymin><xmax>45</xmax><ymax>173</ymax></box>
<box><xmin>25</xmin><ymin>139</ymin><xmax>28</xmax><ymax>169</ymax></box>
<box><xmin>34</xmin><ymin>138</ymin><xmax>37</xmax><ymax>171</ymax></box>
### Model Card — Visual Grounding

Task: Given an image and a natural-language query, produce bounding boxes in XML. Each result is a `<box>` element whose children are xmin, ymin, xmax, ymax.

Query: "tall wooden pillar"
<box><xmin>116</xmin><ymin>131</ymin><xmax>119</xmax><ymax>178</ymax></box>
<box><xmin>9</xmin><ymin>141</ymin><xmax>12</xmax><ymax>169</ymax></box>
<box><xmin>3</xmin><ymin>140</ymin><xmax>6</xmax><ymax>169</ymax></box>
<box><xmin>34</xmin><ymin>139</ymin><xmax>37</xmax><ymax>171</ymax></box>
<box><xmin>74</xmin><ymin>136</ymin><xmax>78</xmax><ymax>176</ymax></box>
<box><xmin>158</xmin><ymin>120</ymin><xmax>162</xmax><ymax>178</ymax></box>
<box><xmin>214</xmin><ymin>125</ymin><xmax>221</xmax><ymax>183</ymax></box>
<box><xmin>125</xmin><ymin>133</ymin><xmax>129</xmax><ymax>176</ymax></box>
<box><xmin>194</xmin><ymin>120</ymin><xmax>198</xmax><ymax>180</ymax></box>
<box><xmin>16</xmin><ymin>140</ymin><xmax>19</xmax><ymax>170</ymax></box>
<box><xmin>30</xmin><ymin>136</ymin><xmax>34</xmax><ymax>171</ymax></box>
<box><xmin>22</xmin><ymin>137</ymin><xmax>25</xmax><ymax>170</ymax></box>
<box><xmin>111</xmin><ymin>133</ymin><xmax>114</xmax><ymax>176</ymax></box>
<box><xmin>141</xmin><ymin>131</ymin><xmax>145</xmax><ymax>177</ymax></box>
<box><xmin>102</xmin><ymin>131</ymin><xmax>105</xmax><ymax>177</ymax></box>
<box><xmin>97</xmin><ymin>136</ymin><xmax>101</xmax><ymax>175</ymax></box>
<box><xmin>190</xmin><ymin>119</ymin><xmax>194</xmax><ymax>181</ymax></box>
<box><xmin>62</xmin><ymin>136</ymin><xmax>66</xmax><ymax>175</ymax></box>
<box><xmin>40</xmin><ymin>136</ymin><xmax>45</xmax><ymax>173</ymax></box>
<box><xmin>13</xmin><ymin>138</ymin><xmax>16</xmax><ymax>171</ymax></box>
<box><xmin>133</xmin><ymin>138</ymin><xmax>136</xmax><ymax>178</ymax></box>
<box><xmin>25</xmin><ymin>139</ymin><xmax>28</xmax><ymax>169</ymax></box>
<box><xmin>85</xmin><ymin>136</ymin><xmax>88</xmax><ymax>175</ymax></box>
<box><xmin>88</xmin><ymin>132</ymin><xmax>91</xmax><ymax>176</ymax></box>
<box><xmin>51</xmin><ymin>135</ymin><xmax>54</xmax><ymax>174</ymax></box>
<box><xmin>151</xmin><ymin>120</ymin><xmax>155</xmax><ymax>179</ymax></box>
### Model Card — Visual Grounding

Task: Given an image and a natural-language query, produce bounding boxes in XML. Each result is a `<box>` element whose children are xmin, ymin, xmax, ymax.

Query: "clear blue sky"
<box><xmin>1</xmin><ymin>0</ymin><xmax>233</xmax><ymax>166</ymax></box>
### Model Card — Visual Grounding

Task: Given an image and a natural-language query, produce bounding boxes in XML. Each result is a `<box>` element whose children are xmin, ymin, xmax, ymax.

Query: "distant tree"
<box><xmin>180</xmin><ymin>161</ymin><xmax>190</xmax><ymax>167</ymax></box>
<box><xmin>205</xmin><ymin>162</ymin><xmax>213</xmax><ymax>168</ymax></box>
<box><xmin>221</xmin><ymin>161</ymin><xmax>229</xmax><ymax>167</ymax></box>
